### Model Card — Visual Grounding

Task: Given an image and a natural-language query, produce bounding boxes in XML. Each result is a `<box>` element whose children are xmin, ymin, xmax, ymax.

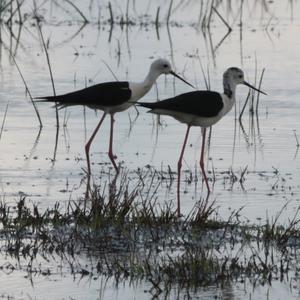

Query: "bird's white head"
<box><xmin>223</xmin><ymin>67</ymin><xmax>267</xmax><ymax>97</ymax></box>
<box><xmin>150</xmin><ymin>58</ymin><xmax>195</xmax><ymax>88</ymax></box>
<box><xmin>150</xmin><ymin>58</ymin><xmax>172</xmax><ymax>75</ymax></box>
<box><xmin>223</xmin><ymin>67</ymin><xmax>245</xmax><ymax>86</ymax></box>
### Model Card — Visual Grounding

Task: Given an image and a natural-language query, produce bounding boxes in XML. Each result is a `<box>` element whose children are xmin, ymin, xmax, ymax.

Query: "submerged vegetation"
<box><xmin>0</xmin><ymin>169</ymin><xmax>299</xmax><ymax>298</ymax></box>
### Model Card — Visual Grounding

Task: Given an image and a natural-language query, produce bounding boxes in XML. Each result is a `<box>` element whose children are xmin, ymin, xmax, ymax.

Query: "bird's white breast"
<box><xmin>150</xmin><ymin>109</ymin><xmax>223</xmax><ymax>127</ymax></box>
<box><xmin>129</xmin><ymin>82</ymin><xmax>152</xmax><ymax>103</ymax></box>
<box><xmin>219</xmin><ymin>93</ymin><xmax>235</xmax><ymax>117</ymax></box>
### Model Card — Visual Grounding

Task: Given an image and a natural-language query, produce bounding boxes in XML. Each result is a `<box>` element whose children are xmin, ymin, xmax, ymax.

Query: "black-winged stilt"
<box><xmin>136</xmin><ymin>67</ymin><xmax>267</xmax><ymax>216</ymax></box>
<box><xmin>36</xmin><ymin>59</ymin><xmax>194</xmax><ymax>174</ymax></box>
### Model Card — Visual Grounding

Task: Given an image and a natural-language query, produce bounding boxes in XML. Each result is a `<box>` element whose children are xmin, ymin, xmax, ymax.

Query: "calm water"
<box><xmin>0</xmin><ymin>0</ymin><xmax>300</xmax><ymax>298</ymax></box>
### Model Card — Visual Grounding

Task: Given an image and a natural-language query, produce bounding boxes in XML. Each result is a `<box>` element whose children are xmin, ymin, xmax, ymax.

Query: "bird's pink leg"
<box><xmin>108</xmin><ymin>114</ymin><xmax>118</xmax><ymax>172</ymax></box>
<box><xmin>177</xmin><ymin>125</ymin><xmax>191</xmax><ymax>217</ymax></box>
<box><xmin>85</xmin><ymin>112</ymin><xmax>107</xmax><ymax>176</ymax></box>
<box><xmin>200</xmin><ymin>128</ymin><xmax>210</xmax><ymax>193</ymax></box>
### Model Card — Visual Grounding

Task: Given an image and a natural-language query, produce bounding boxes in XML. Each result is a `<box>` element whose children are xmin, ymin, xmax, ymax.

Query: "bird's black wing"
<box><xmin>35</xmin><ymin>81</ymin><xmax>132</xmax><ymax>107</ymax></box>
<box><xmin>138</xmin><ymin>91</ymin><xmax>224</xmax><ymax>118</ymax></box>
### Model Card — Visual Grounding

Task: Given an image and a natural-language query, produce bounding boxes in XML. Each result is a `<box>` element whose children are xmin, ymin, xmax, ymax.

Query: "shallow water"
<box><xmin>0</xmin><ymin>0</ymin><xmax>300</xmax><ymax>298</ymax></box>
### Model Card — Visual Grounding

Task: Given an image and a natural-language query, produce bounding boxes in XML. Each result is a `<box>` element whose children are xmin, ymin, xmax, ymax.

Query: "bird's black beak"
<box><xmin>243</xmin><ymin>81</ymin><xmax>267</xmax><ymax>95</ymax></box>
<box><xmin>170</xmin><ymin>71</ymin><xmax>195</xmax><ymax>89</ymax></box>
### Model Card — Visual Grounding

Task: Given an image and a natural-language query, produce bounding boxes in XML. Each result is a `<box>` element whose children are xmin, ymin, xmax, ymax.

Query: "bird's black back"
<box><xmin>36</xmin><ymin>81</ymin><xmax>132</xmax><ymax>107</ymax></box>
<box><xmin>139</xmin><ymin>91</ymin><xmax>224</xmax><ymax>118</ymax></box>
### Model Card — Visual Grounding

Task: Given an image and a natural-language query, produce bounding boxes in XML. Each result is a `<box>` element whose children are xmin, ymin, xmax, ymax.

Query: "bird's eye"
<box><xmin>163</xmin><ymin>64</ymin><xmax>169</xmax><ymax>68</ymax></box>
<box><xmin>238</xmin><ymin>75</ymin><xmax>243</xmax><ymax>79</ymax></box>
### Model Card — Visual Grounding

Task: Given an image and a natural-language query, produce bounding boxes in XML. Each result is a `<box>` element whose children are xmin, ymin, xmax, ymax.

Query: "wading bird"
<box><xmin>36</xmin><ymin>59</ymin><xmax>194</xmax><ymax>174</ymax></box>
<box><xmin>136</xmin><ymin>67</ymin><xmax>267</xmax><ymax>216</ymax></box>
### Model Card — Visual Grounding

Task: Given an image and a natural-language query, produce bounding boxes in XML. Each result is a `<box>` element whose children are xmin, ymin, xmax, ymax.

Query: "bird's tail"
<box><xmin>34</xmin><ymin>96</ymin><xmax>66</xmax><ymax>109</ymax></box>
<box><xmin>34</xmin><ymin>96</ymin><xmax>57</xmax><ymax>102</ymax></box>
<box><xmin>134</xmin><ymin>102</ymin><xmax>156</xmax><ymax>109</ymax></box>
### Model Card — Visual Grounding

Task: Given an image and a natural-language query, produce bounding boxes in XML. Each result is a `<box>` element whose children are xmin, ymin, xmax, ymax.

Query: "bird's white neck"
<box><xmin>222</xmin><ymin>77</ymin><xmax>237</xmax><ymax>114</ymax></box>
<box><xmin>129</xmin><ymin>69</ymin><xmax>162</xmax><ymax>102</ymax></box>
<box><xmin>142</xmin><ymin>68</ymin><xmax>161</xmax><ymax>90</ymax></box>
<box><xmin>223</xmin><ymin>75</ymin><xmax>237</xmax><ymax>99</ymax></box>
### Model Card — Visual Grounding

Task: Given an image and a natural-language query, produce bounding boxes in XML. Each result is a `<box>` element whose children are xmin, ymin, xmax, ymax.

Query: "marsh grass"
<box><xmin>0</xmin><ymin>169</ymin><xmax>299</xmax><ymax>297</ymax></box>
<box><xmin>0</xmin><ymin>102</ymin><xmax>8</xmax><ymax>140</ymax></box>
